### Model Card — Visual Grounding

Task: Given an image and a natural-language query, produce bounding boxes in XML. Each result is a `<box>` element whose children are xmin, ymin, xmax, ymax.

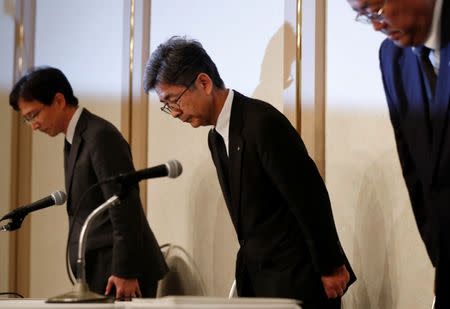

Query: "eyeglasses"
<box><xmin>160</xmin><ymin>77</ymin><xmax>197</xmax><ymax>114</ymax></box>
<box><xmin>355</xmin><ymin>0</ymin><xmax>387</xmax><ymax>24</ymax></box>
<box><xmin>23</xmin><ymin>109</ymin><xmax>42</xmax><ymax>125</ymax></box>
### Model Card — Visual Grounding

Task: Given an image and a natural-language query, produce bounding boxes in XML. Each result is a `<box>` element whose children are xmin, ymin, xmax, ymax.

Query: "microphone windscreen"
<box><xmin>51</xmin><ymin>191</ymin><xmax>67</xmax><ymax>205</ymax></box>
<box><xmin>166</xmin><ymin>160</ymin><xmax>183</xmax><ymax>178</ymax></box>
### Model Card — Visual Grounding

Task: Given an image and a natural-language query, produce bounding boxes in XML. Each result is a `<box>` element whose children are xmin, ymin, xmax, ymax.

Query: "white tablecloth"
<box><xmin>0</xmin><ymin>296</ymin><xmax>302</xmax><ymax>309</ymax></box>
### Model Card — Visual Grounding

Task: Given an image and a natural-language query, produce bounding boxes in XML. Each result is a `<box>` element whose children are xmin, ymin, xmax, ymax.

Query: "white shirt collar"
<box><xmin>65</xmin><ymin>107</ymin><xmax>83</xmax><ymax>144</ymax></box>
<box><xmin>215</xmin><ymin>89</ymin><xmax>234</xmax><ymax>156</ymax></box>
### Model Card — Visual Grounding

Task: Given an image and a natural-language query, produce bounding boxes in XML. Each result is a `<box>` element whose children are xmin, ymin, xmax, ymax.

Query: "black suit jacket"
<box><xmin>379</xmin><ymin>1</ymin><xmax>450</xmax><ymax>267</ymax></box>
<box><xmin>65</xmin><ymin>109</ymin><xmax>167</xmax><ymax>288</ymax></box>
<box><xmin>208</xmin><ymin>92</ymin><xmax>355</xmax><ymax>303</ymax></box>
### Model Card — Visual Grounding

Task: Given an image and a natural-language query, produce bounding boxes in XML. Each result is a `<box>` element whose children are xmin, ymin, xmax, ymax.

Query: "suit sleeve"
<box><xmin>88</xmin><ymin>127</ymin><xmax>144</xmax><ymax>278</ymax></box>
<box><xmin>253</xmin><ymin>110</ymin><xmax>345</xmax><ymax>275</ymax></box>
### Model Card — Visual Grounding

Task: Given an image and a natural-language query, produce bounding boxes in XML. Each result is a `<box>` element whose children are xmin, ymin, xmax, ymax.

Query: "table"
<box><xmin>0</xmin><ymin>296</ymin><xmax>302</xmax><ymax>309</ymax></box>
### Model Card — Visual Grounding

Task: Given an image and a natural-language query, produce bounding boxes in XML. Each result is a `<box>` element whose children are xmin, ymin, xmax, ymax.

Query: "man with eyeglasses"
<box><xmin>144</xmin><ymin>36</ymin><xmax>356</xmax><ymax>309</ymax></box>
<box><xmin>347</xmin><ymin>0</ymin><xmax>449</xmax><ymax>307</ymax></box>
<box><xmin>9</xmin><ymin>66</ymin><xmax>168</xmax><ymax>300</ymax></box>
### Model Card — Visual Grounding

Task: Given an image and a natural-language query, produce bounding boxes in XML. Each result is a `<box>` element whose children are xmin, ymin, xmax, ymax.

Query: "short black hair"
<box><xmin>144</xmin><ymin>36</ymin><xmax>225</xmax><ymax>92</ymax></box>
<box><xmin>9</xmin><ymin>66</ymin><xmax>78</xmax><ymax>111</ymax></box>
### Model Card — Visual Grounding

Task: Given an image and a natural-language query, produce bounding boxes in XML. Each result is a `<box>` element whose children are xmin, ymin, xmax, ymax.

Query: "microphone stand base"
<box><xmin>46</xmin><ymin>282</ymin><xmax>114</xmax><ymax>303</ymax></box>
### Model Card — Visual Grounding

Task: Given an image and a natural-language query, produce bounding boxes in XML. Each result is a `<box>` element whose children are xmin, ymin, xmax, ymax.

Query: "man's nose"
<box><xmin>31</xmin><ymin>121</ymin><xmax>40</xmax><ymax>130</ymax></box>
<box><xmin>372</xmin><ymin>20</ymin><xmax>387</xmax><ymax>32</ymax></box>
<box><xmin>171</xmin><ymin>109</ymin><xmax>182</xmax><ymax>118</ymax></box>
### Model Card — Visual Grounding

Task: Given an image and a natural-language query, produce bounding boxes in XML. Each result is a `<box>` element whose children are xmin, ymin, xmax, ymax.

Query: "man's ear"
<box><xmin>197</xmin><ymin>73</ymin><xmax>213</xmax><ymax>95</ymax></box>
<box><xmin>54</xmin><ymin>92</ymin><xmax>66</xmax><ymax>109</ymax></box>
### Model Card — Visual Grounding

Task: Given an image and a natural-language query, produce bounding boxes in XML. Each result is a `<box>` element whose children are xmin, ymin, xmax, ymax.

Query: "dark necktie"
<box><xmin>64</xmin><ymin>139</ymin><xmax>71</xmax><ymax>171</ymax></box>
<box><xmin>213</xmin><ymin>129</ymin><xmax>230</xmax><ymax>192</ymax></box>
<box><xmin>416</xmin><ymin>46</ymin><xmax>437</xmax><ymax>103</ymax></box>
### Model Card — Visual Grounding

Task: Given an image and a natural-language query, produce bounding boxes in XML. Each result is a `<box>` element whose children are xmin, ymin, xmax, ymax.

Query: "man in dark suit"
<box><xmin>347</xmin><ymin>0</ymin><xmax>449</xmax><ymax>307</ymax></box>
<box><xmin>144</xmin><ymin>36</ymin><xmax>355</xmax><ymax>308</ymax></box>
<box><xmin>9</xmin><ymin>66</ymin><xmax>168</xmax><ymax>299</ymax></box>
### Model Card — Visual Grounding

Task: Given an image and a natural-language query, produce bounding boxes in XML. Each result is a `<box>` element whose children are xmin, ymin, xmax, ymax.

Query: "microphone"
<box><xmin>0</xmin><ymin>190</ymin><xmax>67</xmax><ymax>221</ymax></box>
<box><xmin>102</xmin><ymin>160</ymin><xmax>182</xmax><ymax>185</ymax></box>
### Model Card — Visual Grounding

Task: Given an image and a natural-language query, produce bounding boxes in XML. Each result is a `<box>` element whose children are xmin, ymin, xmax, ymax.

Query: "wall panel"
<box><xmin>0</xmin><ymin>0</ymin><xmax>15</xmax><ymax>294</ymax></box>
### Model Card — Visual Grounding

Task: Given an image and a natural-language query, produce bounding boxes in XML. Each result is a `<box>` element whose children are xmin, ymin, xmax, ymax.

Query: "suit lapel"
<box><xmin>431</xmin><ymin>4</ymin><xmax>450</xmax><ymax>178</ymax></box>
<box><xmin>432</xmin><ymin>45</ymin><xmax>450</xmax><ymax>162</ymax></box>
<box><xmin>385</xmin><ymin>45</ymin><xmax>433</xmax><ymax>149</ymax></box>
<box><xmin>65</xmin><ymin>110</ymin><xmax>87</xmax><ymax>198</ymax></box>
<box><xmin>401</xmin><ymin>51</ymin><xmax>434</xmax><ymax>148</ymax></box>
<box><xmin>228</xmin><ymin>92</ymin><xmax>245</xmax><ymax>233</ymax></box>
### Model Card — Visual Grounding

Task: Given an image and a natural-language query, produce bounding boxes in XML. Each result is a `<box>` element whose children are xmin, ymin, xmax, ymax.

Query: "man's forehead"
<box><xmin>155</xmin><ymin>82</ymin><xmax>181</xmax><ymax>98</ymax></box>
<box><xmin>17</xmin><ymin>98</ymin><xmax>42</xmax><ymax>114</ymax></box>
<box><xmin>348</xmin><ymin>0</ymin><xmax>382</xmax><ymax>11</ymax></box>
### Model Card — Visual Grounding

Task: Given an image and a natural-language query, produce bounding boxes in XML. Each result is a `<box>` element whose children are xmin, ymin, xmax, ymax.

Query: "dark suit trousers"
<box><xmin>303</xmin><ymin>298</ymin><xmax>341</xmax><ymax>309</ymax></box>
<box><xmin>435</xmin><ymin>232</ymin><xmax>450</xmax><ymax>309</ymax></box>
<box><xmin>237</xmin><ymin>266</ymin><xmax>341</xmax><ymax>309</ymax></box>
<box><xmin>85</xmin><ymin>247</ymin><xmax>157</xmax><ymax>298</ymax></box>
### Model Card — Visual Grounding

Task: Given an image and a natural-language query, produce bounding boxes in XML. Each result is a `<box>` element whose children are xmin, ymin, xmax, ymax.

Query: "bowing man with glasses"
<box><xmin>347</xmin><ymin>0</ymin><xmax>450</xmax><ymax>307</ymax></box>
<box><xmin>9</xmin><ymin>66</ymin><xmax>168</xmax><ymax>300</ymax></box>
<box><xmin>144</xmin><ymin>36</ymin><xmax>356</xmax><ymax>309</ymax></box>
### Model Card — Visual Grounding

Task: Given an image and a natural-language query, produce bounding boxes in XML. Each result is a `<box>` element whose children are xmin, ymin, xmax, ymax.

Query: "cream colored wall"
<box><xmin>326</xmin><ymin>3</ymin><xmax>434</xmax><ymax>309</ymax></box>
<box><xmin>27</xmin><ymin>0</ymin><xmax>124</xmax><ymax>297</ymax></box>
<box><xmin>0</xmin><ymin>0</ymin><xmax>15</xmax><ymax>293</ymax></box>
<box><xmin>147</xmin><ymin>0</ymin><xmax>286</xmax><ymax>296</ymax></box>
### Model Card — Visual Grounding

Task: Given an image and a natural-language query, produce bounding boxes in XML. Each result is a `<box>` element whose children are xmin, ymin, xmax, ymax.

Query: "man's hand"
<box><xmin>320</xmin><ymin>265</ymin><xmax>350</xmax><ymax>299</ymax></box>
<box><xmin>105</xmin><ymin>275</ymin><xmax>142</xmax><ymax>300</ymax></box>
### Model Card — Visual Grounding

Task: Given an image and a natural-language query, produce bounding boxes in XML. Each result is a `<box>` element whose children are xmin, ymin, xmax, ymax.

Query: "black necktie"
<box><xmin>64</xmin><ymin>139</ymin><xmax>71</xmax><ymax>171</ymax></box>
<box><xmin>416</xmin><ymin>46</ymin><xmax>437</xmax><ymax>103</ymax></box>
<box><xmin>214</xmin><ymin>129</ymin><xmax>230</xmax><ymax>190</ymax></box>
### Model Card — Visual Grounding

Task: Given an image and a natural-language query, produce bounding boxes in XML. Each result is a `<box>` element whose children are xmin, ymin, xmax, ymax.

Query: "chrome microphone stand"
<box><xmin>47</xmin><ymin>195</ymin><xmax>120</xmax><ymax>303</ymax></box>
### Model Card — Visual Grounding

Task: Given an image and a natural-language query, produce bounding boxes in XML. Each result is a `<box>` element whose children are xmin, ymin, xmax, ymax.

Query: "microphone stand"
<box><xmin>46</xmin><ymin>195</ymin><xmax>120</xmax><ymax>303</ymax></box>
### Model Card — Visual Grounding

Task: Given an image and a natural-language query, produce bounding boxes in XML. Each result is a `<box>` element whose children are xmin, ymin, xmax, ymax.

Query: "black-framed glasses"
<box><xmin>23</xmin><ymin>109</ymin><xmax>42</xmax><ymax>125</ymax></box>
<box><xmin>355</xmin><ymin>0</ymin><xmax>387</xmax><ymax>24</ymax></box>
<box><xmin>160</xmin><ymin>77</ymin><xmax>197</xmax><ymax>114</ymax></box>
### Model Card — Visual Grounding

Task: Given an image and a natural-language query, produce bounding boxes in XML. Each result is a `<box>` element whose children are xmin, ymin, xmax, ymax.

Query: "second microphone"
<box><xmin>101</xmin><ymin>160</ymin><xmax>183</xmax><ymax>185</ymax></box>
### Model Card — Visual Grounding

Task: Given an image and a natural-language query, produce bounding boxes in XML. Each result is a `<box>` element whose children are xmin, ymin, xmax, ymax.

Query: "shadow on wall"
<box><xmin>345</xmin><ymin>151</ymin><xmax>398</xmax><ymax>309</ymax></box>
<box><xmin>348</xmin><ymin>149</ymin><xmax>435</xmax><ymax>309</ymax></box>
<box><xmin>252</xmin><ymin>22</ymin><xmax>296</xmax><ymax>102</ymax></box>
<box><xmin>324</xmin><ymin>109</ymin><xmax>434</xmax><ymax>309</ymax></box>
